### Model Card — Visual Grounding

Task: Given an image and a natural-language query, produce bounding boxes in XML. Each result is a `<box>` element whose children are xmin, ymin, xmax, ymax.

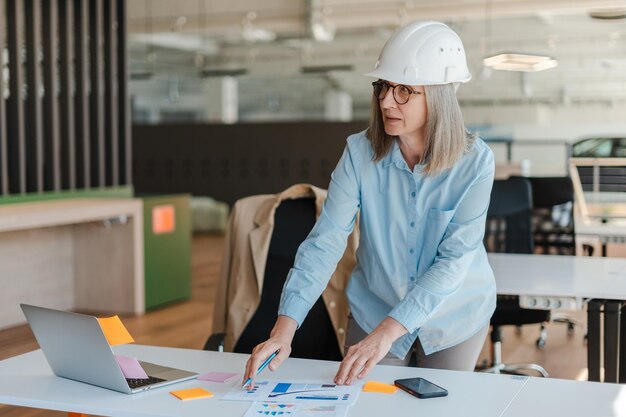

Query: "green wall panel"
<box><xmin>142</xmin><ymin>194</ymin><xmax>192</xmax><ymax>309</ymax></box>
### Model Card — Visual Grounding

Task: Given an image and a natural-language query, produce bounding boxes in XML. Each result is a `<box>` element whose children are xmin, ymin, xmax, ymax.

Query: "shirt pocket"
<box><xmin>419</xmin><ymin>208</ymin><xmax>456</xmax><ymax>273</ymax></box>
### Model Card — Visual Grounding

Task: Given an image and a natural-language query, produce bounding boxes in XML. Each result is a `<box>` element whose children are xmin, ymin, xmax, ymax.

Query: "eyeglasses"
<box><xmin>372</xmin><ymin>80</ymin><xmax>423</xmax><ymax>105</ymax></box>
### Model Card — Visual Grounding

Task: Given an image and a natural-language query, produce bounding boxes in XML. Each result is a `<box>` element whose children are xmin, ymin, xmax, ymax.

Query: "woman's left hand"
<box><xmin>334</xmin><ymin>317</ymin><xmax>408</xmax><ymax>385</ymax></box>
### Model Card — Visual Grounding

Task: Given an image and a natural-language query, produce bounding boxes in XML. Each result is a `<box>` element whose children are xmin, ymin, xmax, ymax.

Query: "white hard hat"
<box><xmin>365</xmin><ymin>21</ymin><xmax>471</xmax><ymax>86</ymax></box>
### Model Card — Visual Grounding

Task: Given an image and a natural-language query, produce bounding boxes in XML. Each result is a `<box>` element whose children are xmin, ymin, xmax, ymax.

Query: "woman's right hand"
<box><xmin>243</xmin><ymin>315</ymin><xmax>297</xmax><ymax>388</ymax></box>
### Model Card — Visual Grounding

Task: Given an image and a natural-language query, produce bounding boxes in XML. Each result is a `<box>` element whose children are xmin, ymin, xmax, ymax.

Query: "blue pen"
<box><xmin>243</xmin><ymin>350</ymin><xmax>279</xmax><ymax>388</ymax></box>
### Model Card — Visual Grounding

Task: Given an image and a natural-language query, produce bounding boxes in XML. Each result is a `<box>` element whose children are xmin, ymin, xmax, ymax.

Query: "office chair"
<box><xmin>526</xmin><ymin>176</ymin><xmax>576</xmax><ymax>256</ymax></box>
<box><xmin>204</xmin><ymin>197</ymin><xmax>343</xmax><ymax>361</ymax></box>
<box><xmin>526</xmin><ymin>176</ymin><xmax>586</xmax><ymax>336</ymax></box>
<box><xmin>482</xmin><ymin>177</ymin><xmax>550</xmax><ymax>377</ymax></box>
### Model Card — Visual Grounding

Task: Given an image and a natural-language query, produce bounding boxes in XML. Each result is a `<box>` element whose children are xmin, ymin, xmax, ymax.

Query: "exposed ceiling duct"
<box><xmin>126</xmin><ymin>0</ymin><xmax>626</xmax><ymax>109</ymax></box>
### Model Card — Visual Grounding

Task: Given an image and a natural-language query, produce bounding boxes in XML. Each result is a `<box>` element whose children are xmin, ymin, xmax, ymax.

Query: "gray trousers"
<box><xmin>344</xmin><ymin>315</ymin><xmax>488</xmax><ymax>372</ymax></box>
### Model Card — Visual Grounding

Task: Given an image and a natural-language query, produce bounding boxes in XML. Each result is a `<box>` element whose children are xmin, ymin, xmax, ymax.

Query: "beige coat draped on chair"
<box><xmin>212</xmin><ymin>183</ymin><xmax>359</xmax><ymax>354</ymax></box>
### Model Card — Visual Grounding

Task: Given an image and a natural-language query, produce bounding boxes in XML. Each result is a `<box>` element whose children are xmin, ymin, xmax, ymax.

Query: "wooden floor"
<box><xmin>0</xmin><ymin>234</ymin><xmax>589</xmax><ymax>416</ymax></box>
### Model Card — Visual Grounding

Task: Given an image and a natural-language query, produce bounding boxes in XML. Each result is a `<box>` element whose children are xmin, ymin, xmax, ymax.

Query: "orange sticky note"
<box><xmin>97</xmin><ymin>315</ymin><xmax>135</xmax><ymax>346</ymax></box>
<box><xmin>170</xmin><ymin>387</ymin><xmax>214</xmax><ymax>401</ymax></box>
<box><xmin>152</xmin><ymin>205</ymin><xmax>175</xmax><ymax>234</ymax></box>
<box><xmin>362</xmin><ymin>381</ymin><xmax>398</xmax><ymax>394</ymax></box>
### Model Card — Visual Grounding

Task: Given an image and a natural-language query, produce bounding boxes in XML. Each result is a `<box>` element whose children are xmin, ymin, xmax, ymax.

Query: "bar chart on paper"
<box><xmin>245</xmin><ymin>402</ymin><xmax>296</xmax><ymax>416</ymax></box>
<box><xmin>223</xmin><ymin>380</ymin><xmax>360</xmax><ymax>406</ymax></box>
<box><xmin>243</xmin><ymin>402</ymin><xmax>348</xmax><ymax>417</ymax></box>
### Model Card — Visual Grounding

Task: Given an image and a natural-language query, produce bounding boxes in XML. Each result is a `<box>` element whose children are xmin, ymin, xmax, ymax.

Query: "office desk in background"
<box><xmin>574</xmin><ymin>190</ymin><xmax>626</xmax><ymax>257</ymax></box>
<box><xmin>576</xmin><ymin>216</ymin><xmax>626</xmax><ymax>257</ymax></box>
<box><xmin>1</xmin><ymin>344</ymin><xmax>625</xmax><ymax>417</ymax></box>
<box><xmin>489</xmin><ymin>253</ymin><xmax>626</xmax><ymax>383</ymax></box>
<box><xmin>0</xmin><ymin>199</ymin><xmax>145</xmax><ymax>329</ymax></box>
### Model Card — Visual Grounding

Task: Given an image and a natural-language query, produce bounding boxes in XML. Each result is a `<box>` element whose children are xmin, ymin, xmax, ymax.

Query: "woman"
<box><xmin>244</xmin><ymin>20</ymin><xmax>496</xmax><ymax>386</ymax></box>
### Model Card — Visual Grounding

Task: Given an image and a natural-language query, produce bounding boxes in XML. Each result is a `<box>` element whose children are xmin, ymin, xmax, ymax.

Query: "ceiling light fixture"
<box><xmin>483</xmin><ymin>53</ymin><xmax>558</xmax><ymax>72</ymax></box>
<box><xmin>199</xmin><ymin>68</ymin><xmax>248</xmax><ymax>78</ymax></box>
<box><xmin>588</xmin><ymin>8</ymin><xmax>626</xmax><ymax>20</ymax></box>
<box><xmin>130</xmin><ymin>71</ymin><xmax>154</xmax><ymax>81</ymax></box>
<box><xmin>301</xmin><ymin>64</ymin><xmax>353</xmax><ymax>74</ymax></box>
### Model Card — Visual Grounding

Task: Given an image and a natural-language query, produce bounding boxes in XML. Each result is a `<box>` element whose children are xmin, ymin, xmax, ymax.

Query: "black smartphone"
<box><xmin>394</xmin><ymin>377</ymin><xmax>448</xmax><ymax>399</ymax></box>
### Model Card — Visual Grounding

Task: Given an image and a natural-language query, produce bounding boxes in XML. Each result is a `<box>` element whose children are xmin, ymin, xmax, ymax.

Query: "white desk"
<box><xmin>501</xmin><ymin>377</ymin><xmax>626</xmax><ymax>417</ymax></box>
<box><xmin>488</xmin><ymin>252</ymin><xmax>626</xmax><ymax>300</ymax></box>
<box><xmin>0</xmin><ymin>344</ymin><xmax>529</xmax><ymax>417</ymax></box>
<box><xmin>0</xmin><ymin>198</ymin><xmax>144</xmax><ymax>329</ymax></box>
<box><xmin>489</xmin><ymin>253</ymin><xmax>626</xmax><ymax>383</ymax></box>
<box><xmin>574</xmin><ymin>192</ymin><xmax>626</xmax><ymax>257</ymax></box>
<box><xmin>2</xmin><ymin>345</ymin><xmax>626</xmax><ymax>417</ymax></box>
<box><xmin>576</xmin><ymin>217</ymin><xmax>626</xmax><ymax>257</ymax></box>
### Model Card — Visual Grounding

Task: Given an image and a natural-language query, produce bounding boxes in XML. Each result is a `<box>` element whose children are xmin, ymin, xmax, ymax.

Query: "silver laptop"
<box><xmin>21</xmin><ymin>304</ymin><xmax>198</xmax><ymax>394</ymax></box>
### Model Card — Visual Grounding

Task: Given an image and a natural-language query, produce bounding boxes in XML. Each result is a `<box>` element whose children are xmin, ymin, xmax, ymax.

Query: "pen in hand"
<box><xmin>243</xmin><ymin>350</ymin><xmax>280</xmax><ymax>388</ymax></box>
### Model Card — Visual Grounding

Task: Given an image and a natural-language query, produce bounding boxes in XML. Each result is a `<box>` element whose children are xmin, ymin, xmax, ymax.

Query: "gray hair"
<box><xmin>367</xmin><ymin>83</ymin><xmax>476</xmax><ymax>175</ymax></box>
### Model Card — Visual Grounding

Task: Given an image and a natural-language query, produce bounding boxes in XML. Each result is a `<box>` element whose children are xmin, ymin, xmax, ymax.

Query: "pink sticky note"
<box><xmin>197</xmin><ymin>372</ymin><xmax>239</xmax><ymax>383</ymax></box>
<box><xmin>115</xmin><ymin>355</ymin><xmax>149</xmax><ymax>379</ymax></box>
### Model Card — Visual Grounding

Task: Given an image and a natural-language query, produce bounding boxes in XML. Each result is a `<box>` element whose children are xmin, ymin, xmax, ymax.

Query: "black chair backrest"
<box><xmin>525</xmin><ymin>176</ymin><xmax>575</xmax><ymax>255</ymax></box>
<box><xmin>485</xmin><ymin>177</ymin><xmax>534</xmax><ymax>254</ymax></box>
<box><xmin>234</xmin><ymin>198</ymin><xmax>342</xmax><ymax>361</ymax></box>
<box><xmin>486</xmin><ymin>178</ymin><xmax>550</xmax><ymax>327</ymax></box>
<box><xmin>527</xmin><ymin>176</ymin><xmax>574</xmax><ymax>208</ymax></box>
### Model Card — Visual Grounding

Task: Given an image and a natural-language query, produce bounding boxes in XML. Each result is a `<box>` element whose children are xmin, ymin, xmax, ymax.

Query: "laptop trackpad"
<box><xmin>139</xmin><ymin>361</ymin><xmax>196</xmax><ymax>380</ymax></box>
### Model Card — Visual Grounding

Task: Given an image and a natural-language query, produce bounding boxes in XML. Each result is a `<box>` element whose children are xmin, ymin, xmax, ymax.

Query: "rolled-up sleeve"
<box><xmin>388</xmin><ymin>151</ymin><xmax>495</xmax><ymax>333</ymax></box>
<box><xmin>278</xmin><ymin>138</ymin><xmax>362</xmax><ymax>326</ymax></box>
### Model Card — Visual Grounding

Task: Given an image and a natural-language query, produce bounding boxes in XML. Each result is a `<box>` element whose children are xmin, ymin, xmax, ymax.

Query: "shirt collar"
<box><xmin>381</xmin><ymin>138</ymin><xmax>426</xmax><ymax>172</ymax></box>
<box><xmin>381</xmin><ymin>138</ymin><xmax>405</xmax><ymax>169</ymax></box>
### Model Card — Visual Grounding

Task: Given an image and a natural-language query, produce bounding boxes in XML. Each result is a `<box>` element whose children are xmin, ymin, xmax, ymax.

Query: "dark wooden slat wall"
<box><xmin>104</xmin><ymin>0</ymin><xmax>119</xmax><ymax>186</ymax></box>
<box><xmin>132</xmin><ymin>122</ymin><xmax>369</xmax><ymax>206</ymax></box>
<box><xmin>1</xmin><ymin>0</ymin><xmax>130</xmax><ymax>196</ymax></box>
<box><xmin>74</xmin><ymin>0</ymin><xmax>91</xmax><ymax>189</ymax></box>
<box><xmin>58</xmin><ymin>0</ymin><xmax>76</xmax><ymax>190</ymax></box>
<box><xmin>42</xmin><ymin>0</ymin><xmax>61</xmax><ymax>191</ymax></box>
<box><xmin>0</xmin><ymin>0</ymin><xmax>8</xmax><ymax>195</ymax></box>
<box><xmin>6</xmin><ymin>0</ymin><xmax>26</xmax><ymax>194</ymax></box>
<box><xmin>117</xmin><ymin>0</ymin><xmax>131</xmax><ymax>186</ymax></box>
<box><xmin>24</xmin><ymin>0</ymin><xmax>44</xmax><ymax>193</ymax></box>
<box><xmin>89</xmin><ymin>0</ymin><xmax>105</xmax><ymax>187</ymax></box>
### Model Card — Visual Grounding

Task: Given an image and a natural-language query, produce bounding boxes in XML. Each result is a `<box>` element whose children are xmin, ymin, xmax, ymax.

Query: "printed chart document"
<box><xmin>243</xmin><ymin>402</ymin><xmax>348</xmax><ymax>417</ymax></box>
<box><xmin>223</xmin><ymin>380</ymin><xmax>360</xmax><ymax>407</ymax></box>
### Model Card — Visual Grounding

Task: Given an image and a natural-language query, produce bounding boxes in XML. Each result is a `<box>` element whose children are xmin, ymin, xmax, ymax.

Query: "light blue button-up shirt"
<box><xmin>278</xmin><ymin>130</ymin><xmax>496</xmax><ymax>358</ymax></box>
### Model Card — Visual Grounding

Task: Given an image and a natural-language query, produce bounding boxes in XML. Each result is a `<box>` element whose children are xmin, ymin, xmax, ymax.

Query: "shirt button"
<box><xmin>409</xmin><ymin>248</ymin><xmax>415</xmax><ymax>254</ymax></box>
<box><xmin>411</xmin><ymin>191</ymin><xmax>416</xmax><ymax>198</ymax></box>
<box><xmin>338</xmin><ymin>328</ymin><xmax>345</xmax><ymax>334</ymax></box>
<box><xmin>410</xmin><ymin>221</ymin><xmax>415</xmax><ymax>227</ymax></box>
<box><xmin>329</xmin><ymin>301</ymin><xmax>336</xmax><ymax>308</ymax></box>
<box><xmin>410</xmin><ymin>276</ymin><xmax>416</xmax><ymax>282</ymax></box>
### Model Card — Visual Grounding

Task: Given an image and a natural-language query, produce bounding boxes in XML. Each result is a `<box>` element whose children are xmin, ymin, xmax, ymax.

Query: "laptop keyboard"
<box><xmin>126</xmin><ymin>376</ymin><xmax>166</xmax><ymax>389</ymax></box>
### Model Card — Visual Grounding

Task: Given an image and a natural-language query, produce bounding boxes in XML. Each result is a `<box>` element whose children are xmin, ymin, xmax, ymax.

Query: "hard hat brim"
<box><xmin>363</xmin><ymin>69</ymin><xmax>471</xmax><ymax>86</ymax></box>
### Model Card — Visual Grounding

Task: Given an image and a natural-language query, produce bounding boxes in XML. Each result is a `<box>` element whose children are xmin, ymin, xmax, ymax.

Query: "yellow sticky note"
<box><xmin>170</xmin><ymin>387</ymin><xmax>214</xmax><ymax>401</ymax></box>
<box><xmin>97</xmin><ymin>316</ymin><xmax>135</xmax><ymax>346</ymax></box>
<box><xmin>362</xmin><ymin>381</ymin><xmax>398</xmax><ymax>394</ymax></box>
